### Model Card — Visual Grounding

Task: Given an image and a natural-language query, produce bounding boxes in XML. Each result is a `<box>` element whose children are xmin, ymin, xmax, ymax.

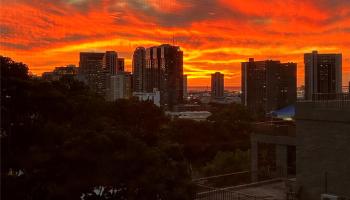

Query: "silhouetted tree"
<box><xmin>1</xmin><ymin>56</ymin><xmax>194</xmax><ymax>200</ymax></box>
<box><xmin>165</xmin><ymin>103</ymin><xmax>253</xmax><ymax>169</ymax></box>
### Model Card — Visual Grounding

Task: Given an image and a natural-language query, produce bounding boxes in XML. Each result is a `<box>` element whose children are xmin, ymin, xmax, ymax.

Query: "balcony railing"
<box><xmin>298</xmin><ymin>93</ymin><xmax>350</xmax><ymax>110</ymax></box>
<box><xmin>193</xmin><ymin>169</ymin><xmax>294</xmax><ymax>200</ymax></box>
<box><xmin>311</xmin><ymin>93</ymin><xmax>350</xmax><ymax>101</ymax></box>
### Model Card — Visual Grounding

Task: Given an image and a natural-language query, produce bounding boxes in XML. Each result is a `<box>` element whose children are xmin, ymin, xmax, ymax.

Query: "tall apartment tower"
<box><xmin>117</xmin><ymin>58</ymin><xmax>125</xmax><ymax>72</ymax></box>
<box><xmin>211</xmin><ymin>72</ymin><xmax>224</xmax><ymax>99</ymax></box>
<box><xmin>103</xmin><ymin>51</ymin><xmax>118</xmax><ymax>75</ymax></box>
<box><xmin>143</xmin><ymin>44</ymin><xmax>184</xmax><ymax>109</ymax></box>
<box><xmin>304</xmin><ymin>51</ymin><xmax>342</xmax><ymax>100</ymax></box>
<box><xmin>79</xmin><ymin>52</ymin><xmax>106</xmax><ymax>96</ymax></box>
<box><xmin>132</xmin><ymin>47</ymin><xmax>146</xmax><ymax>92</ymax></box>
<box><xmin>241</xmin><ymin>58</ymin><xmax>297</xmax><ymax>114</ymax></box>
<box><xmin>103</xmin><ymin>51</ymin><xmax>117</xmax><ymax>99</ymax></box>
<box><xmin>159</xmin><ymin>44</ymin><xmax>184</xmax><ymax>108</ymax></box>
<box><xmin>145</xmin><ymin>46</ymin><xmax>161</xmax><ymax>93</ymax></box>
<box><xmin>183</xmin><ymin>74</ymin><xmax>188</xmax><ymax>99</ymax></box>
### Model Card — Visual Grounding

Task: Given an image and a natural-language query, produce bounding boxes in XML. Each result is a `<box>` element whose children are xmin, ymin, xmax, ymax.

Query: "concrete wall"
<box><xmin>296</xmin><ymin>102</ymin><xmax>350</xmax><ymax>200</ymax></box>
<box><xmin>251</xmin><ymin>133</ymin><xmax>296</xmax><ymax>182</ymax></box>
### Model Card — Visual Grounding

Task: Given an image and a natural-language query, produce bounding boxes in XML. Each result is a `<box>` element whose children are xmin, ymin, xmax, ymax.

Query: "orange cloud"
<box><xmin>1</xmin><ymin>0</ymin><xmax>350</xmax><ymax>87</ymax></box>
<box><xmin>146</xmin><ymin>0</ymin><xmax>190</xmax><ymax>13</ymax></box>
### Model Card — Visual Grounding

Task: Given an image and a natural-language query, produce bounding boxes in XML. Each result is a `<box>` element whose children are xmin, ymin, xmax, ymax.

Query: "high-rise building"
<box><xmin>132</xmin><ymin>47</ymin><xmax>146</xmax><ymax>92</ymax></box>
<box><xmin>145</xmin><ymin>46</ymin><xmax>160</xmax><ymax>92</ymax></box>
<box><xmin>159</xmin><ymin>44</ymin><xmax>184</xmax><ymax>108</ymax></box>
<box><xmin>123</xmin><ymin>72</ymin><xmax>132</xmax><ymax>99</ymax></box>
<box><xmin>211</xmin><ymin>72</ymin><xmax>224</xmax><ymax>99</ymax></box>
<box><xmin>109</xmin><ymin>72</ymin><xmax>132</xmax><ymax>101</ymax></box>
<box><xmin>103</xmin><ymin>51</ymin><xmax>118</xmax><ymax>75</ymax></box>
<box><xmin>304</xmin><ymin>51</ymin><xmax>342</xmax><ymax>100</ymax></box>
<box><xmin>117</xmin><ymin>58</ymin><xmax>125</xmax><ymax>72</ymax></box>
<box><xmin>103</xmin><ymin>51</ymin><xmax>118</xmax><ymax>99</ymax></box>
<box><xmin>183</xmin><ymin>74</ymin><xmax>188</xmax><ymax>99</ymax></box>
<box><xmin>241</xmin><ymin>58</ymin><xmax>297</xmax><ymax>114</ymax></box>
<box><xmin>79</xmin><ymin>52</ymin><xmax>106</xmax><ymax>96</ymax></box>
<box><xmin>144</xmin><ymin>44</ymin><xmax>183</xmax><ymax>109</ymax></box>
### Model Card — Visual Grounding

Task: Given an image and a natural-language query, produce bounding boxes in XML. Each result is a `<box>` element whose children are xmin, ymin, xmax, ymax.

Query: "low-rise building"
<box><xmin>250</xmin><ymin>120</ymin><xmax>296</xmax><ymax>182</ymax></box>
<box><xmin>296</xmin><ymin>93</ymin><xmax>350</xmax><ymax>200</ymax></box>
<box><xmin>133</xmin><ymin>89</ymin><xmax>160</xmax><ymax>106</ymax></box>
<box><xmin>166</xmin><ymin>111</ymin><xmax>211</xmax><ymax>121</ymax></box>
<box><xmin>42</xmin><ymin>65</ymin><xmax>78</xmax><ymax>81</ymax></box>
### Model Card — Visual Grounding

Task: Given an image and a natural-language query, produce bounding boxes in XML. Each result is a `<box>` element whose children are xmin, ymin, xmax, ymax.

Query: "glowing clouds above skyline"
<box><xmin>1</xmin><ymin>0</ymin><xmax>350</xmax><ymax>86</ymax></box>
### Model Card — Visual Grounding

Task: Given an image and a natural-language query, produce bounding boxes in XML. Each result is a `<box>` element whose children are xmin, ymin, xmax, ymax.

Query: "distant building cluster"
<box><xmin>76</xmin><ymin>51</ymin><xmax>131</xmax><ymax>100</ymax></box>
<box><xmin>41</xmin><ymin>44</ymin><xmax>187</xmax><ymax>110</ymax></box>
<box><xmin>40</xmin><ymin>46</ymin><xmax>350</xmax><ymax>199</ymax></box>
<box><xmin>243</xmin><ymin>51</ymin><xmax>349</xmax><ymax>200</ymax></box>
<box><xmin>240</xmin><ymin>51</ymin><xmax>345</xmax><ymax>116</ymax></box>
<box><xmin>41</xmin><ymin>47</ymin><xmax>348</xmax><ymax>116</ymax></box>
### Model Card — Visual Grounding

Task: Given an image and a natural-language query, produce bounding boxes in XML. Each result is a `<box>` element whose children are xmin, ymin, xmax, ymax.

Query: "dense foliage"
<box><xmin>1</xmin><ymin>56</ymin><xmax>193</xmax><ymax>200</ymax></box>
<box><xmin>1</xmin><ymin>56</ymin><xmax>253</xmax><ymax>199</ymax></box>
<box><xmin>165</xmin><ymin>103</ymin><xmax>252</xmax><ymax>171</ymax></box>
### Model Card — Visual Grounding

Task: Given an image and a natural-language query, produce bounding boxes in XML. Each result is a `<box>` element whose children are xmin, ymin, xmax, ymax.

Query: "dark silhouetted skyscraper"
<box><xmin>183</xmin><ymin>74</ymin><xmax>188</xmax><ymax>99</ymax></box>
<box><xmin>79</xmin><ymin>52</ymin><xmax>106</xmax><ymax>96</ymax></box>
<box><xmin>211</xmin><ymin>72</ymin><xmax>224</xmax><ymax>99</ymax></box>
<box><xmin>304</xmin><ymin>51</ymin><xmax>342</xmax><ymax>100</ymax></box>
<box><xmin>159</xmin><ymin>44</ymin><xmax>184</xmax><ymax>108</ymax></box>
<box><xmin>145</xmin><ymin>46</ymin><xmax>160</xmax><ymax>92</ymax></box>
<box><xmin>144</xmin><ymin>44</ymin><xmax>183</xmax><ymax>109</ymax></box>
<box><xmin>241</xmin><ymin>58</ymin><xmax>296</xmax><ymax>114</ymax></box>
<box><xmin>103</xmin><ymin>51</ymin><xmax>118</xmax><ymax>75</ymax></box>
<box><xmin>132</xmin><ymin>47</ymin><xmax>146</xmax><ymax>92</ymax></box>
<box><xmin>117</xmin><ymin>58</ymin><xmax>125</xmax><ymax>72</ymax></box>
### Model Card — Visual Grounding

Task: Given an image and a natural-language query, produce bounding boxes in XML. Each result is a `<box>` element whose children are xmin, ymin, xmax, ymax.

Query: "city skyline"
<box><xmin>1</xmin><ymin>0</ymin><xmax>350</xmax><ymax>87</ymax></box>
<box><xmin>2</xmin><ymin>1</ymin><xmax>350</xmax><ymax>199</ymax></box>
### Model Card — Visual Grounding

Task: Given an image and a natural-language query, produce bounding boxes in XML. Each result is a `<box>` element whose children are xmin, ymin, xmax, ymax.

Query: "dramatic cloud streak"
<box><xmin>1</xmin><ymin>0</ymin><xmax>350</xmax><ymax>86</ymax></box>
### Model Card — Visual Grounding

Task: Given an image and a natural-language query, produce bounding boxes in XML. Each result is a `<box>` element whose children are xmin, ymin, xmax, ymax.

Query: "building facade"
<box><xmin>250</xmin><ymin>121</ymin><xmax>296</xmax><ymax>182</ymax></box>
<box><xmin>304</xmin><ymin>51</ymin><xmax>342</xmax><ymax>100</ymax></box>
<box><xmin>79</xmin><ymin>52</ymin><xmax>106</xmax><ymax>96</ymax></box>
<box><xmin>109</xmin><ymin>72</ymin><xmax>132</xmax><ymax>101</ymax></box>
<box><xmin>143</xmin><ymin>44</ymin><xmax>184</xmax><ymax>109</ymax></box>
<box><xmin>103</xmin><ymin>51</ymin><xmax>118</xmax><ymax>75</ymax></box>
<box><xmin>133</xmin><ymin>89</ymin><xmax>160</xmax><ymax>107</ymax></box>
<box><xmin>145</xmin><ymin>46</ymin><xmax>160</xmax><ymax>92</ymax></box>
<box><xmin>42</xmin><ymin>65</ymin><xmax>78</xmax><ymax>81</ymax></box>
<box><xmin>183</xmin><ymin>74</ymin><xmax>188</xmax><ymax>99</ymax></box>
<box><xmin>117</xmin><ymin>58</ymin><xmax>125</xmax><ymax>72</ymax></box>
<box><xmin>211</xmin><ymin>72</ymin><xmax>224</xmax><ymax>99</ymax></box>
<box><xmin>241</xmin><ymin>58</ymin><xmax>297</xmax><ymax>114</ymax></box>
<box><xmin>296</xmin><ymin>95</ymin><xmax>350</xmax><ymax>200</ymax></box>
<box><xmin>132</xmin><ymin>47</ymin><xmax>146</xmax><ymax>92</ymax></box>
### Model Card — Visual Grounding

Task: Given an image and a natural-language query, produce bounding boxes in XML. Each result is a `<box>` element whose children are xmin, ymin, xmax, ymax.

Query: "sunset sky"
<box><xmin>1</xmin><ymin>0</ymin><xmax>350</xmax><ymax>87</ymax></box>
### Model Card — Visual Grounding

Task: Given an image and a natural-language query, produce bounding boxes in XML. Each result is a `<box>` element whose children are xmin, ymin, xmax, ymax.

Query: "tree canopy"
<box><xmin>1</xmin><ymin>56</ymin><xmax>194</xmax><ymax>200</ymax></box>
<box><xmin>1</xmin><ymin>56</ymin><xmax>254</xmax><ymax>200</ymax></box>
